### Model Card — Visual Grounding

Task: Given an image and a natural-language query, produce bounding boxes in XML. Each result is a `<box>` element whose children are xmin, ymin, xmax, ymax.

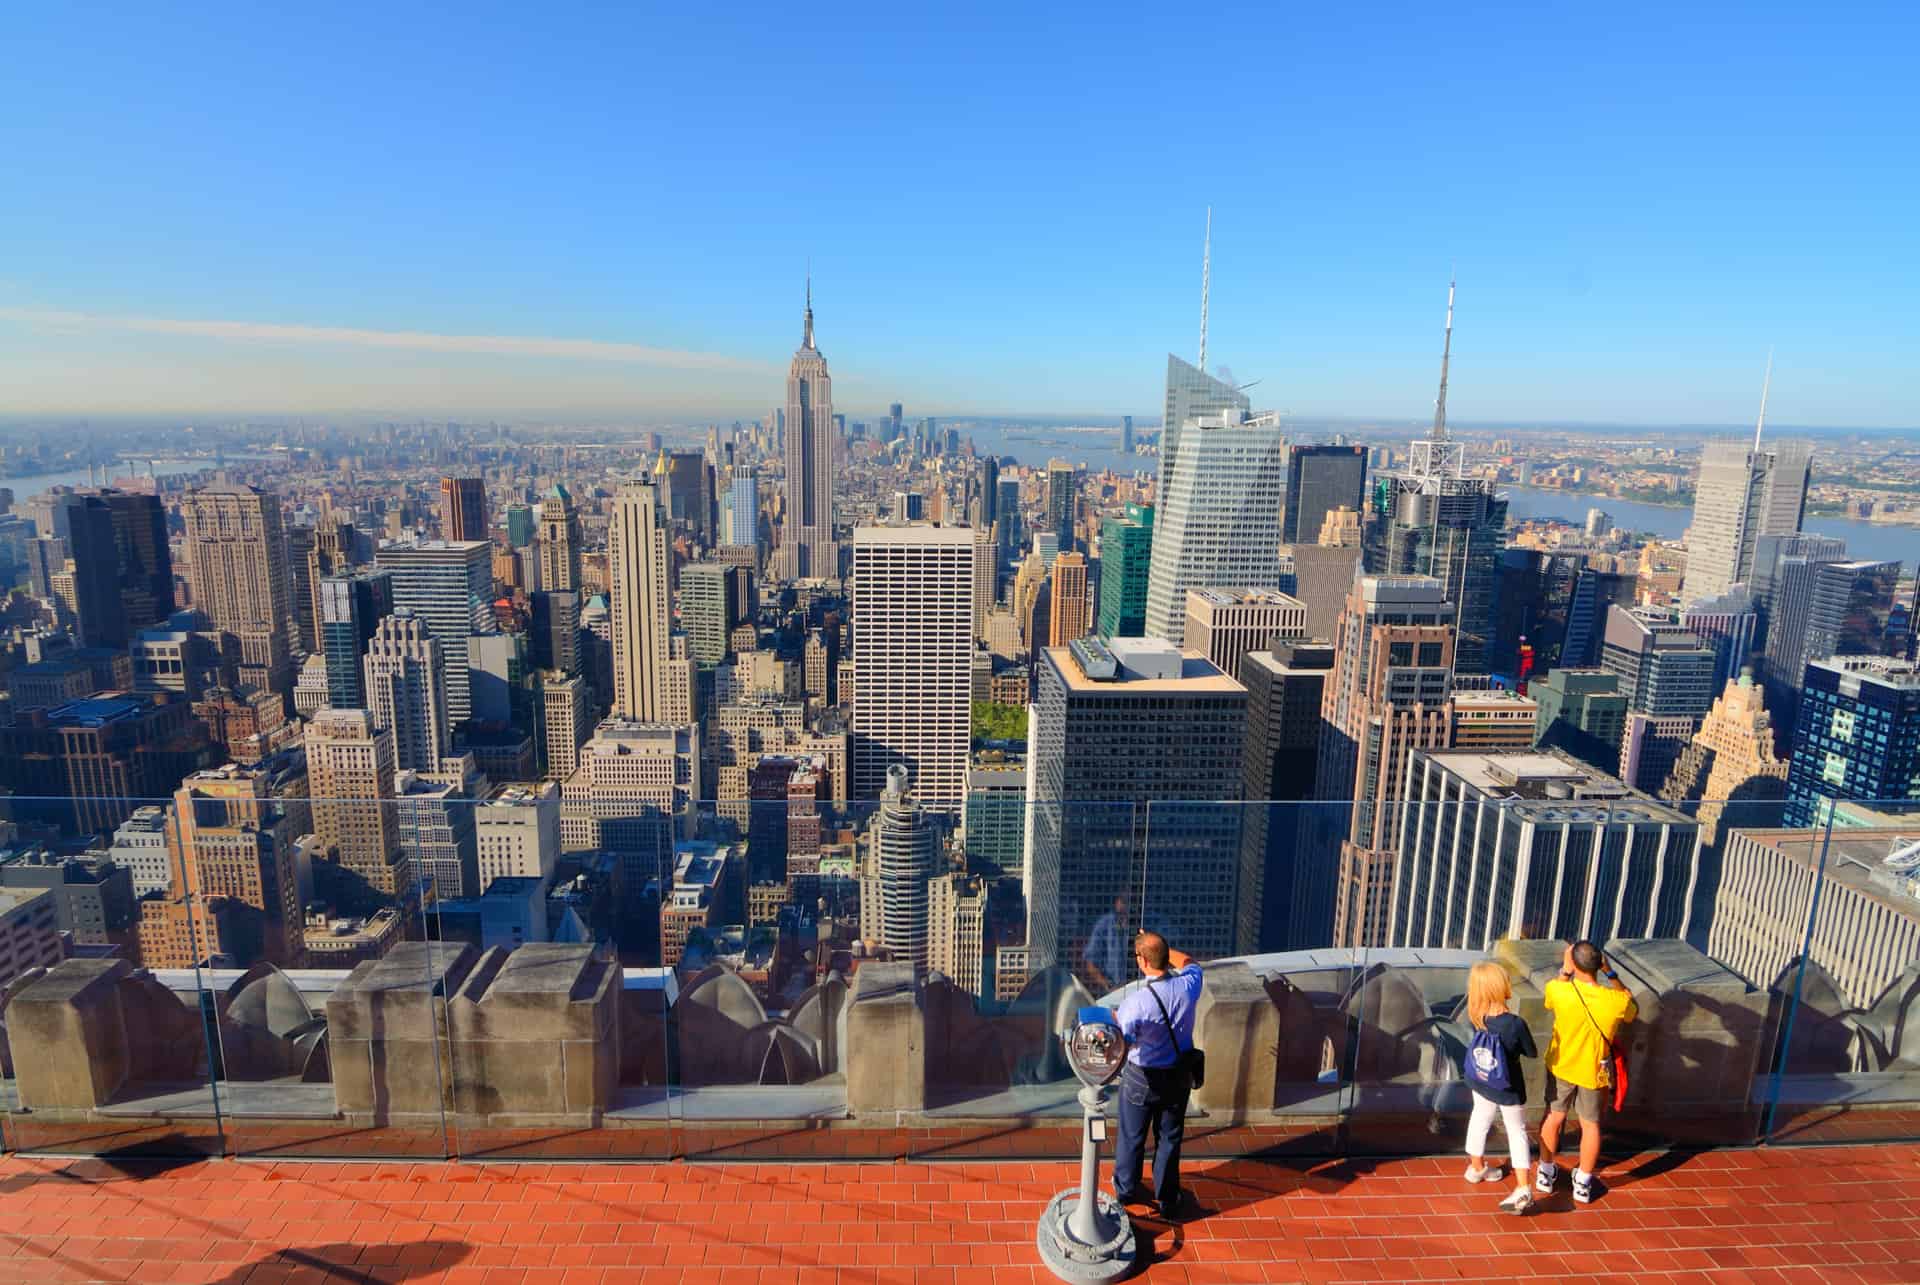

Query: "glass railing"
<box><xmin>3</xmin><ymin>787</ymin><xmax>1918</xmax><ymax>1161</ymax></box>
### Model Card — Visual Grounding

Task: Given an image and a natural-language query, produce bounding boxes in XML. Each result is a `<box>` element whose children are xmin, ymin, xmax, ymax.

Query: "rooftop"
<box><xmin>0</xmin><ymin>1143</ymin><xmax>1907</xmax><ymax>1284</ymax></box>
<box><xmin>1052</xmin><ymin>639</ymin><xmax>1242</xmax><ymax>695</ymax></box>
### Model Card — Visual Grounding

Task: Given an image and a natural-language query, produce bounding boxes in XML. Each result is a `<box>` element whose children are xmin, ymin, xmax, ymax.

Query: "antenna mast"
<box><xmin>1198</xmin><ymin>207</ymin><xmax>1211</xmax><ymax>374</ymax></box>
<box><xmin>1753</xmin><ymin>347</ymin><xmax>1773</xmax><ymax>451</ymax></box>
<box><xmin>1432</xmin><ymin>275</ymin><xmax>1455</xmax><ymax>442</ymax></box>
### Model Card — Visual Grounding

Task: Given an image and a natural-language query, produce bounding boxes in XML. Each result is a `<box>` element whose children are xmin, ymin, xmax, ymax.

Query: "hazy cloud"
<box><xmin>0</xmin><ymin>307</ymin><xmax>774</xmax><ymax>374</ymax></box>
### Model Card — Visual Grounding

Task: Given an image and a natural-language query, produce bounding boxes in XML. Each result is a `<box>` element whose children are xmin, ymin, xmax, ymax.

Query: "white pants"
<box><xmin>1466</xmin><ymin>1092</ymin><xmax>1531</xmax><ymax>1173</ymax></box>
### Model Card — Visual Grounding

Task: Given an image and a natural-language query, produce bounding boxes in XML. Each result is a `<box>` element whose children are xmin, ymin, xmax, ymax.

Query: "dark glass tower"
<box><xmin>1283</xmin><ymin>444</ymin><xmax>1367</xmax><ymax>545</ymax></box>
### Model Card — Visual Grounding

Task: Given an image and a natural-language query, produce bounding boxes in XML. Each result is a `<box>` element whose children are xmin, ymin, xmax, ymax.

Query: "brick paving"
<box><xmin>0</xmin><ymin>1143</ymin><xmax>1916</xmax><ymax>1284</ymax></box>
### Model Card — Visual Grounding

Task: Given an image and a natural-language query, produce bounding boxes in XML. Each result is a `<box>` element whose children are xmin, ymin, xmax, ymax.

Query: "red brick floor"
<box><xmin>1</xmin><ymin>1144</ymin><xmax>1916</xmax><ymax>1285</ymax></box>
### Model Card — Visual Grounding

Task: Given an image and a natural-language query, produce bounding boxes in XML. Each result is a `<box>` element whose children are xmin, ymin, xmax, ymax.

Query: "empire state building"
<box><xmin>780</xmin><ymin>283</ymin><xmax>837</xmax><ymax>579</ymax></box>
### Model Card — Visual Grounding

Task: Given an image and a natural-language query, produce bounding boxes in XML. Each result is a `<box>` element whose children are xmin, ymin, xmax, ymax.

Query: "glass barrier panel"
<box><xmin>1</xmin><ymin>792</ymin><xmax>226</xmax><ymax>1158</ymax></box>
<box><xmin>1761</xmin><ymin>797</ymin><xmax>1920</xmax><ymax>1145</ymax></box>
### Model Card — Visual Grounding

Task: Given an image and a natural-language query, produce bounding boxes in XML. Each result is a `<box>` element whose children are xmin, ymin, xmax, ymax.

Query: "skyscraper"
<box><xmin>1044</xmin><ymin>458</ymin><xmax>1078</xmax><ymax>553</ymax></box>
<box><xmin>363</xmin><ymin>611</ymin><xmax>450</xmax><ymax>773</ymax></box>
<box><xmin>1659</xmin><ymin>671</ymin><xmax>1790</xmax><ymax>850</ymax></box>
<box><xmin>1182</xmin><ymin>587</ymin><xmax>1307</xmax><ymax>684</ymax></box>
<box><xmin>61</xmin><ymin>496</ymin><xmax>125</xmax><ymax>649</ymax></box>
<box><xmin>1561</xmin><ymin>568</ymin><xmax>1640</xmax><ymax>669</ymax></box>
<box><xmin>374</xmin><ymin>540</ymin><xmax>492</xmax><ymax>727</ymax></box>
<box><xmin>608</xmin><ymin>482</ymin><xmax>671</xmax><ymax>722</ymax></box>
<box><xmin>319</xmin><ymin>570</ymin><xmax>393</xmax><ymax>710</ymax></box>
<box><xmin>1048</xmin><ymin>551</ymin><xmax>1091</xmax><ymax>646</ymax></box>
<box><xmin>1027</xmin><ymin>637</ymin><xmax>1247</xmax><ymax>982</ymax></box>
<box><xmin>1685</xmin><ymin>436</ymin><xmax>1814</xmax><ymax>606</ymax></box>
<box><xmin>305</xmin><ymin>707</ymin><xmax>403</xmax><ymax>906</ymax></box>
<box><xmin>1364</xmin><ymin>282</ymin><xmax>1507</xmax><ymax>674</ymax></box>
<box><xmin>680</xmin><ymin>563</ymin><xmax>743</xmax><ymax>665</ymax></box>
<box><xmin>863</xmin><ymin>765</ymin><xmax>939</xmax><ymax>972</ymax></box>
<box><xmin>438</xmin><ymin>476</ymin><xmax>487</xmax><ymax>543</ymax></box>
<box><xmin>780</xmin><ymin>283</ymin><xmax>837</xmax><ymax>579</ymax></box>
<box><xmin>1681</xmin><ymin>588</ymin><xmax>1761</xmax><ymax>691</ymax></box>
<box><xmin>538</xmin><ymin>484</ymin><xmax>581</xmax><ymax>593</ymax></box>
<box><xmin>1533</xmin><ymin>668</ymin><xmax>1631</xmax><ymax>772</ymax></box>
<box><xmin>98</xmin><ymin>489</ymin><xmax>173</xmax><ymax>639</ymax></box>
<box><xmin>1315</xmin><ymin>576</ymin><xmax>1455</xmax><ymax>948</ymax></box>
<box><xmin>972</xmin><ymin>527</ymin><xmax>997</xmax><ymax>638</ymax></box>
<box><xmin>1600</xmin><ymin>606</ymin><xmax>1720</xmax><ymax>793</ymax></box>
<box><xmin>1786</xmin><ymin>656</ymin><xmax>1920</xmax><ymax>826</ymax></box>
<box><xmin>851</xmin><ymin>525</ymin><xmax>974</xmax><ymax>802</ymax></box>
<box><xmin>663</xmin><ymin>451</ymin><xmax>715</xmax><ymax>546</ymax></box>
<box><xmin>529</xmin><ymin>588</ymin><xmax>580</xmax><ymax>677</ymax></box>
<box><xmin>505</xmin><ymin>503</ymin><xmax>536</xmax><ymax>549</ymax></box>
<box><xmin>1096</xmin><ymin>503</ymin><xmax>1154</xmax><ymax>638</ymax></box>
<box><xmin>164</xmin><ymin>764</ymin><xmax>306</xmax><ymax>967</ymax></box>
<box><xmin>1237</xmin><ymin>640</ymin><xmax>1335</xmax><ymax>953</ymax></box>
<box><xmin>182</xmin><ymin>485</ymin><xmax>296</xmax><ymax>694</ymax></box>
<box><xmin>1390</xmin><ymin>749</ymin><xmax>1699</xmax><ymax>950</ymax></box>
<box><xmin>724</xmin><ymin>470</ymin><xmax>758</xmax><ymax>549</ymax></box>
<box><xmin>1121</xmin><ymin>415</ymin><xmax>1134</xmax><ymax>454</ymax></box>
<box><xmin>1143</xmin><ymin>410</ymin><xmax>1287</xmax><ymax>647</ymax></box>
<box><xmin>1284</xmin><ymin>444</ymin><xmax>1368</xmax><ymax>547</ymax></box>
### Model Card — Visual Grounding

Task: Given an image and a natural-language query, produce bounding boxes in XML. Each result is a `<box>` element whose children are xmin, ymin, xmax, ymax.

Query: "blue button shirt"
<box><xmin>1114</xmin><ymin>963</ymin><xmax>1203</xmax><ymax>1068</ymax></box>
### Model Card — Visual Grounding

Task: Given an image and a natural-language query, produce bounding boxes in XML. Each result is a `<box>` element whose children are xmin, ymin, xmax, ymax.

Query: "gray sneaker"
<box><xmin>1499</xmin><ymin>1187</ymin><xmax>1535</xmax><ymax>1215</ymax></box>
<box><xmin>1534</xmin><ymin>1160</ymin><xmax>1559</xmax><ymax>1194</ymax></box>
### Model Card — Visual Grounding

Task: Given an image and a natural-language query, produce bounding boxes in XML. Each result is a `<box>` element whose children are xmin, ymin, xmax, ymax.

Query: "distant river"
<box><xmin>0</xmin><ymin>455</ymin><xmax>273</xmax><ymax>497</ymax></box>
<box><xmin>1502</xmin><ymin>485</ymin><xmax>1920</xmax><ymax>567</ymax></box>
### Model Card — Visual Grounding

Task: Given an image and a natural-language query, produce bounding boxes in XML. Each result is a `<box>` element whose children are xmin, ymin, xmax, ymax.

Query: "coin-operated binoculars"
<box><xmin>1036</xmin><ymin>1006</ymin><xmax>1137</xmax><ymax>1283</ymax></box>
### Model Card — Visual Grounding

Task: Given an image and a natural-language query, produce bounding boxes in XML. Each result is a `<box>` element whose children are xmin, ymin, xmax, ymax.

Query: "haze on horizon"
<box><xmin>2</xmin><ymin>5</ymin><xmax>1915</xmax><ymax>430</ymax></box>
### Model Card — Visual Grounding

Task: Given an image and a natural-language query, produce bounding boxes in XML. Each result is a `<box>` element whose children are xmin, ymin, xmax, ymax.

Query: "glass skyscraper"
<box><xmin>1095</xmin><ymin>503</ymin><xmax>1154</xmax><ymax>638</ymax></box>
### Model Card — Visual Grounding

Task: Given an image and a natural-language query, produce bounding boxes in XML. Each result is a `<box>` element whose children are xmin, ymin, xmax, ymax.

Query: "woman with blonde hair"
<box><xmin>1461</xmin><ymin>960</ymin><xmax>1539</xmax><ymax>1214</ymax></box>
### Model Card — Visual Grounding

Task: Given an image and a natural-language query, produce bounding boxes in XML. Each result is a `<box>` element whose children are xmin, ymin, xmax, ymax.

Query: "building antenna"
<box><xmin>803</xmin><ymin>259</ymin><xmax>815</xmax><ymax>349</ymax></box>
<box><xmin>1199</xmin><ymin>206</ymin><xmax>1211</xmax><ymax>374</ymax></box>
<box><xmin>1753</xmin><ymin>347</ymin><xmax>1773</xmax><ymax>451</ymax></box>
<box><xmin>1432</xmin><ymin>274</ymin><xmax>1456</xmax><ymax>442</ymax></box>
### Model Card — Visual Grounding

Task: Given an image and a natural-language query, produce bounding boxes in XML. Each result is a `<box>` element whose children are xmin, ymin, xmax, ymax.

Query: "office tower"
<box><xmin>851</xmin><ymin>525</ymin><xmax>974</xmax><ymax>802</ymax></box>
<box><xmin>1533</xmin><ymin>669</ymin><xmax>1630</xmax><ymax>772</ymax></box>
<box><xmin>0</xmin><ymin>851</ymin><xmax>133</xmax><ymax>949</ymax></box>
<box><xmin>888</xmin><ymin>402</ymin><xmax>904</xmax><ymax>440</ymax></box>
<box><xmin>1786</xmin><ymin>656</ymin><xmax>1920</xmax><ymax>825</ymax></box>
<box><xmin>97</xmin><ymin>490</ymin><xmax>173</xmax><ymax>639</ymax></box>
<box><xmin>530</xmin><ymin>588</ymin><xmax>580</xmax><ymax>676</ymax></box>
<box><xmin>1161</xmin><ymin>356</ymin><xmax>1251</xmax><ymax>486</ymax></box>
<box><xmin>1585</xmin><ymin>508</ymin><xmax>1613</xmax><ymax>539</ymax></box>
<box><xmin>439</xmin><ymin>476</ymin><xmax>487</xmax><ymax>542</ymax></box>
<box><xmin>1284</xmin><ymin>444</ymin><xmax>1368</xmax><ymax>546</ymax></box>
<box><xmin>1315</xmin><ymin>576</ymin><xmax>1455</xmax><ymax>949</ymax></box>
<box><xmin>1804</xmin><ymin>560</ymin><xmax>1903</xmax><ymax>670</ymax></box>
<box><xmin>1048</xmin><ymin>551</ymin><xmax>1092</xmax><ymax>646</ymax></box>
<box><xmin>0</xmin><ymin>692</ymin><xmax>214</xmax><ymax>839</ymax></box>
<box><xmin>967</xmin><ymin>527</ymin><xmax>997</xmax><ymax>639</ymax></box>
<box><xmin>506</xmin><ymin>503</ymin><xmax>535</xmax><ymax>549</ymax></box>
<box><xmin>477</xmin><ymin>781</ymin><xmax>561</xmax><ymax>891</ymax></box>
<box><xmin>299</xmin><ymin>514</ymin><xmax>357</xmax><ymax>654</ymax></box>
<box><xmin>1490</xmin><ymin>549</ymin><xmax>1582</xmax><ymax>678</ymax></box>
<box><xmin>362</xmin><ymin>611</ymin><xmax>449</xmax><ymax>773</ymax></box>
<box><xmin>1274</xmin><ymin>543</ymin><xmax>1363</xmax><ymax>639</ymax></box>
<box><xmin>561</xmin><ymin>720</ymin><xmax>702</xmax><ymax>891</ymax></box>
<box><xmin>1687</xmin><ymin>437</ymin><xmax>1815</xmax><ymax>607</ymax></box>
<box><xmin>780</xmin><ymin>282</ymin><xmax>837</xmax><ymax>579</ymax></box>
<box><xmin>1033</xmin><ymin>530</ymin><xmax>1060</xmax><ymax>568</ymax></box>
<box><xmin>965</xmin><ymin>750</ymin><xmax>1026</xmax><ymax>875</ymax></box>
<box><xmin>395</xmin><ymin>755</ymin><xmax>482</xmax><ymax>899</ymax></box>
<box><xmin>1562</xmin><ymin>569</ymin><xmax>1640</xmax><ymax>669</ymax></box>
<box><xmin>26</xmin><ymin>535</ymin><xmax>66</xmax><ymax>599</ymax></box>
<box><xmin>1143</xmin><ymin>409</ymin><xmax>1287</xmax><ymax>646</ymax></box>
<box><xmin>996</xmin><ymin>476</ymin><xmax>1022</xmax><ymax>553</ymax></box>
<box><xmin>539</xmin><ymin>484</ymin><xmax>581</xmax><ymax>592</ymax></box>
<box><xmin>1095</xmin><ymin>503</ymin><xmax>1154</xmax><ymax>638</ymax></box>
<box><xmin>724</xmin><ymin>470</ymin><xmax>758</xmax><ymax>549</ymax></box>
<box><xmin>892</xmin><ymin>490</ymin><xmax>924</xmax><ymax>522</ymax></box>
<box><xmin>110</xmin><ymin>806</ymin><xmax>174</xmax><ymax>897</ymax></box>
<box><xmin>1600</xmin><ymin>606</ymin><xmax>1720</xmax><ymax>792</ymax></box>
<box><xmin>165</xmin><ymin>764</ymin><xmax>306</xmax><ymax>966</ymax></box>
<box><xmin>375</xmin><ymin>540</ymin><xmax>491</xmax><ymax>727</ymax></box>
<box><xmin>1121</xmin><ymin>415</ymin><xmax>1134</xmax><ymax>454</ymax></box>
<box><xmin>927</xmin><ymin>873</ymin><xmax>989</xmax><ymax>995</ymax></box>
<box><xmin>681</xmin><ymin>563</ymin><xmax>743</xmax><ymax>665</ymax></box>
<box><xmin>466</xmin><ymin>632</ymin><xmax>528</xmax><ymax>726</ymax></box>
<box><xmin>1027</xmin><ymin>637</ymin><xmax>1246</xmax><ymax>981</ymax></box>
<box><xmin>1183</xmin><ymin>588</ymin><xmax>1307</xmax><ymax>683</ymax></box>
<box><xmin>305</xmin><ymin>707</ymin><xmax>404</xmax><ymax>904</ymax></box>
<box><xmin>1448</xmin><ymin>688</ymin><xmax>1541</xmax><ymax>750</ymax></box>
<box><xmin>319</xmin><ymin>570</ymin><xmax>393</xmax><ymax>710</ymax></box>
<box><xmin>1238</xmin><ymin>640</ymin><xmax>1335</xmax><ymax>952</ymax></box>
<box><xmin>660</xmin><ymin>451</ymin><xmax>714</xmax><ymax>546</ymax></box>
<box><xmin>540</xmin><ymin>671</ymin><xmax>593</xmax><ymax>781</ymax></box>
<box><xmin>1044</xmin><ymin>458</ymin><xmax>1078</xmax><ymax>553</ymax></box>
<box><xmin>863</xmin><ymin>765</ymin><xmax>939</xmax><ymax>971</ymax></box>
<box><xmin>1711</xmin><ymin>825</ymin><xmax>1920</xmax><ymax>1009</ymax></box>
<box><xmin>608</xmin><ymin>482</ymin><xmax>670</xmax><ymax>720</ymax></box>
<box><xmin>1681</xmin><ymin>588</ymin><xmax>1760</xmax><ymax>691</ymax></box>
<box><xmin>58</xmin><ymin>495</ymin><xmax>122</xmax><ymax>650</ymax></box>
<box><xmin>1660</xmin><ymin>671</ymin><xmax>1789</xmax><ymax>847</ymax></box>
<box><xmin>1390</xmin><ymin>749</ymin><xmax>1700</xmax><ymax>950</ymax></box>
<box><xmin>182</xmin><ymin>485</ymin><xmax>296</xmax><ymax>693</ymax></box>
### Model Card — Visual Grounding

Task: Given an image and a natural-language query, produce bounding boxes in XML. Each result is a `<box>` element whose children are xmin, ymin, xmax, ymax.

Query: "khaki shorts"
<box><xmin>1548</xmin><ymin>1074</ymin><xmax>1604</xmax><ymax>1123</ymax></box>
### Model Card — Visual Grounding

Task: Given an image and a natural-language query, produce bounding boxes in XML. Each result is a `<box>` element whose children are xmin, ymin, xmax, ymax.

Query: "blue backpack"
<box><xmin>1465</xmin><ymin>1025</ymin><xmax>1511</xmax><ymax>1093</ymax></box>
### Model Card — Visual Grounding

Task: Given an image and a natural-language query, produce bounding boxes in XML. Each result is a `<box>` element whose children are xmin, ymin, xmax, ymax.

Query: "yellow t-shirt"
<box><xmin>1543</xmin><ymin>977</ymin><xmax>1637</xmax><ymax>1090</ymax></box>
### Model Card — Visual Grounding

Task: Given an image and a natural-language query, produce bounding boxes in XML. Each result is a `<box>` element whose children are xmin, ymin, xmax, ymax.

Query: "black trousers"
<box><xmin>1112</xmin><ymin>1062</ymin><xmax>1190</xmax><ymax>1207</ymax></box>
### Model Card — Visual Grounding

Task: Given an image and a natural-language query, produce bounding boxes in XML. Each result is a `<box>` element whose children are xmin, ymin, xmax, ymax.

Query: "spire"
<box><xmin>1198</xmin><ymin>207</ymin><xmax>1212</xmax><ymax>374</ymax></box>
<box><xmin>1432</xmin><ymin>274</ymin><xmax>1456</xmax><ymax>442</ymax></box>
<box><xmin>1753</xmin><ymin>347</ymin><xmax>1773</xmax><ymax>451</ymax></box>
<box><xmin>803</xmin><ymin>267</ymin><xmax>815</xmax><ymax>349</ymax></box>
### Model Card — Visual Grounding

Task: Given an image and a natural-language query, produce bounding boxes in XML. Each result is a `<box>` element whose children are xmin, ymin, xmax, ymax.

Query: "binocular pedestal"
<box><xmin>1036</xmin><ymin>1082</ymin><xmax>1137</xmax><ymax>1283</ymax></box>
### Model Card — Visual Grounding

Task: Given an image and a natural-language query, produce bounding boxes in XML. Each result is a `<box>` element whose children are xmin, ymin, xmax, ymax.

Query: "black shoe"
<box><xmin>1157</xmin><ymin>1191</ymin><xmax>1193</xmax><ymax>1221</ymax></box>
<box><xmin>1114</xmin><ymin>1188</ymin><xmax>1153</xmax><ymax>1211</ymax></box>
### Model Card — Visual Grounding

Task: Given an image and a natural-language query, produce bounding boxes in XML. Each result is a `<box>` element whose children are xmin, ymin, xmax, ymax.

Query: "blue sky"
<box><xmin>2</xmin><ymin>3</ymin><xmax>1915</xmax><ymax>427</ymax></box>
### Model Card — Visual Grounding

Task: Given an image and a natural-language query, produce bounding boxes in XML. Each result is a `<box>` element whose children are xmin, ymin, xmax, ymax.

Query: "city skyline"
<box><xmin>2</xmin><ymin>10</ymin><xmax>1917</xmax><ymax>427</ymax></box>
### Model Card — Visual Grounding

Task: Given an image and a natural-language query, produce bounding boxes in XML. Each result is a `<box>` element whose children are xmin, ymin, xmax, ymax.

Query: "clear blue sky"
<box><xmin>2</xmin><ymin>3</ymin><xmax>1915</xmax><ymax>427</ymax></box>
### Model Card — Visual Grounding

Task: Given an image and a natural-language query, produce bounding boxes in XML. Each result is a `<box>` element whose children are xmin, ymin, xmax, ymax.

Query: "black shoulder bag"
<box><xmin>1145</xmin><ymin>975</ymin><xmax>1206</xmax><ymax>1090</ymax></box>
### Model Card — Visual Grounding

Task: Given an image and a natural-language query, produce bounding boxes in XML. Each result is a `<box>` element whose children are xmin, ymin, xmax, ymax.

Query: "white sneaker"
<box><xmin>1499</xmin><ymin>1187</ymin><xmax>1534</xmax><ymax>1215</ymax></box>
<box><xmin>1534</xmin><ymin>1160</ymin><xmax>1559</xmax><ymax>1194</ymax></box>
<box><xmin>1464</xmin><ymin>1162</ymin><xmax>1504</xmax><ymax>1183</ymax></box>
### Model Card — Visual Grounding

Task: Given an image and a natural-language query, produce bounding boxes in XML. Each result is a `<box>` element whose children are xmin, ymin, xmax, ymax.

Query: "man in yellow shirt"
<box><xmin>1535</xmin><ymin>940</ymin><xmax>1636</xmax><ymax>1205</ymax></box>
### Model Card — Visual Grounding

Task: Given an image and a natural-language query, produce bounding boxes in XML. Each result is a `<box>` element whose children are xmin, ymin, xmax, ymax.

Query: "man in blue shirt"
<box><xmin>1108</xmin><ymin>931</ymin><xmax>1202</xmax><ymax>1218</ymax></box>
